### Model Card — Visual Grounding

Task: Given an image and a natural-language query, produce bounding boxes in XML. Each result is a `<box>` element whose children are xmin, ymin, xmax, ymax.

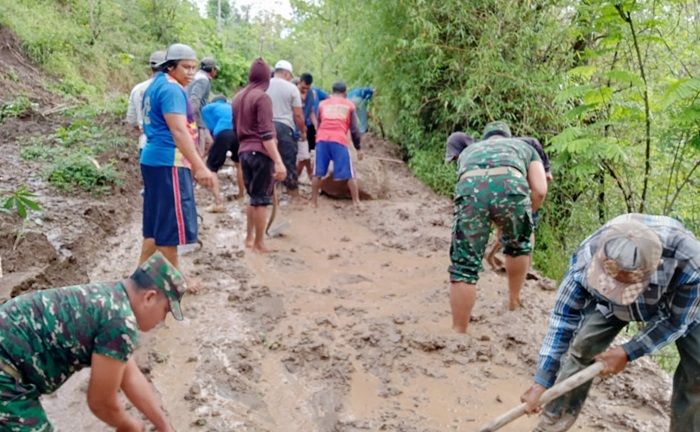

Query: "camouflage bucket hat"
<box><xmin>482</xmin><ymin>121</ymin><xmax>512</xmax><ymax>139</ymax></box>
<box><xmin>132</xmin><ymin>251</ymin><xmax>187</xmax><ymax>320</ymax></box>
<box><xmin>586</xmin><ymin>220</ymin><xmax>662</xmax><ymax>305</ymax></box>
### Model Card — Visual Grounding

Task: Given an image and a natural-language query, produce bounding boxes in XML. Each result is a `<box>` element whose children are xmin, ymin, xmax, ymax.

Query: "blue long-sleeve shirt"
<box><xmin>535</xmin><ymin>213</ymin><xmax>700</xmax><ymax>388</ymax></box>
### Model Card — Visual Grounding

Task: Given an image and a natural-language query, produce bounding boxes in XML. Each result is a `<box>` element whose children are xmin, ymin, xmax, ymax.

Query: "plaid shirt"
<box><xmin>535</xmin><ymin>213</ymin><xmax>700</xmax><ymax>388</ymax></box>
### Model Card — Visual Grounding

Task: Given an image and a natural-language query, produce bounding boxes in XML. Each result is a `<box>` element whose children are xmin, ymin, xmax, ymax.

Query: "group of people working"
<box><xmin>447</xmin><ymin>121</ymin><xmax>699</xmax><ymax>431</ymax></box>
<box><xmin>0</xmin><ymin>42</ymin><xmax>697</xmax><ymax>432</ymax></box>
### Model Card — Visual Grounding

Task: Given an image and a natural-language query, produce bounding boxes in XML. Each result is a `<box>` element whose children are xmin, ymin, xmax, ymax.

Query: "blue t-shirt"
<box><xmin>348</xmin><ymin>87</ymin><xmax>374</xmax><ymax>102</ymax></box>
<box><xmin>201</xmin><ymin>101</ymin><xmax>234</xmax><ymax>137</ymax></box>
<box><xmin>348</xmin><ymin>87</ymin><xmax>374</xmax><ymax>134</ymax></box>
<box><xmin>312</xmin><ymin>87</ymin><xmax>328</xmax><ymax>116</ymax></box>
<box><xmin>303</xmin><ymin>89</ymin><xmax>317</xmax><ymax>127</ymax></box>
<box><xmin>140</xmin><ymin>72</ymin><xmax>195</xmax><ymax>167</ymax></box>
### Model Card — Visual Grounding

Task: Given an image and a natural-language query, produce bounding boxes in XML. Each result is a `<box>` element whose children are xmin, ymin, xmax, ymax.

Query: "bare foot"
<box><xmin>452</xmin><ymin>325</ymin><xmax>468</xmax><ymax>334</ymax></box>
<box><xmin>252</xmin><ymin>244</ymin><xmax>277</xmax><ymax>253</ymax></box>
<box><xmin>185</xmin><ymin>276</ymin><xmax>202</xmax><ymax>294</ymax></box>
<box><xmin>244</xmin><ymin>237</ymin><xmax>254</xmax><ymax>249</ymax></box>
<box><xmin>206</xmin><ymin>203</ymin><xmax>226</xmax><ymax>213</ymax></box>
<box><xmin>508</xmin><ymin>298</ymin><xmax>523</xmax><ymax>311</ymax></box>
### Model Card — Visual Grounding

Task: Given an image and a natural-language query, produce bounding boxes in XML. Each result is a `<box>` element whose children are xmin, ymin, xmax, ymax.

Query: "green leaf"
<box><xmin>582</xmin><ymin>86</ymin><xmax>613</xmax><ymax>106</ymax></box>
<box><xmin>662</xmin><ymin>78</ymin><xmax>700</xmax><ymax>108</ymax></box>
<box><xmin>605</xmin><ymin>70</ymin><xmax>643</xmax><ymax>87</ymax></box>
<box><xmin>567</xmin><ymin>65</ymin><xmax>597</xmax><ymax>80</ymax></box>
<box><xmin>555</xmin><ymin>85</ymin><xmax>594</xmax><ymax>103</ymax></box>
<box><xmin>3</xmin><ymin>197</ymin><xmax>14</xmax><ymax>210</ymax></box>
<box><xmin>15</xmin><ymin>201</ymin><xmax>26</xmax><ymax>219</ymax></box>
<box><xmin>565</xmin><ymin>103</ymin><xmax>597</xmax><ymax>120</ymax></box>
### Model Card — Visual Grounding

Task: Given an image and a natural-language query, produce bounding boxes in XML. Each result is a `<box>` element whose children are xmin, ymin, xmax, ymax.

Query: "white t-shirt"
<box><xmin>266</xmin><ymin>77</ymin><xmax>302</xmax><ymax>130</ymax></box>
<box><xmin>126</xmin><ymin>78</ymin><xmax>154</xmax><ymax>149</ymax></box>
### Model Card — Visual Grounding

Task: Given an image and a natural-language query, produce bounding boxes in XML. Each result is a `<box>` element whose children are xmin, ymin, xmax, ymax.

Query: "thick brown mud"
<box><xmin>21</xmin><ymin>135</ymin><xmax>669</xmax><ymax>432</ymax></box>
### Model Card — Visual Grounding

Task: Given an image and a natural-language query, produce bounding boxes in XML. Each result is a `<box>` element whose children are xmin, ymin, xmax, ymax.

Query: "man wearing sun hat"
<box><xmin>0</xmin><ymin>251</ymin><xmax>185</xmax><ymax>431</ymax></box>
<box><xmin>520</xmin><ymin>213</ymin><xmax>700</xmax><ymax>432</ymax></box>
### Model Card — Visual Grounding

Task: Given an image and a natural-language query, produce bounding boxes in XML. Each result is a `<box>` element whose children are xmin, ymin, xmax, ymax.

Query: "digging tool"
<box><xmin>477</xmin><ymin>362</ymin><xmax>605</xmax><ymax>432</ymax></box>
<box><xmin>266</xmin><ymin>182</ymin><xmax>290</xmax><ymax>237</ymax></box>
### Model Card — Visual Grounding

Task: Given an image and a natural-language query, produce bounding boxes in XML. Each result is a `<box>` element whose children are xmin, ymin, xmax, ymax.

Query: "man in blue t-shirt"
<box><xmin>139</xmin><ymin>43</ymin><xmax>214</xmax><ymax>274</ymax></box>
<box><xmin>296</xmin><ymin>73</ymin><xmax>318</xmax><ymax>181</ymax></box>
<box><xmin>201</xmin><ymin>96</ymin><xmax>245</xmax><ymax>209</ymax></box>
<box><xmin>347</xmin><ymin>87</ymin><xmax>375</xmax><ymax>134</ymax></box>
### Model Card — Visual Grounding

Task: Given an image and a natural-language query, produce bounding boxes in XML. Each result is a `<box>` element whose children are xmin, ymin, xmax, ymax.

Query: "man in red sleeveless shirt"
<box><xmin>311</xmin><ymin>81</ymin><xmax>363</xmax><ymax>208</ymax></box>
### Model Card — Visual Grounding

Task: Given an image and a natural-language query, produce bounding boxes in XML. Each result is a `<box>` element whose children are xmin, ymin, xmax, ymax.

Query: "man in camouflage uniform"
<box><xmin>0</xmin><ymin>252</ymin><xmax>185</xmax><ymax>431</ymax></box>
<box><xmin>449</xmin><ymin>121</ymin><xmax>548</xmax><ymax>333</ymax></box>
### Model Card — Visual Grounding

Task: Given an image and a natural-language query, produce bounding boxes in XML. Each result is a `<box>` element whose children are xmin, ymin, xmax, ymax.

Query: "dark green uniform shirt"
<box><xmin>457</xmin><ymin>137</ymin><xmax>541</xmax><ymax>177</ymax></box>
<box><xmin>0</xmin><ymin>283</ymin><xmax>139</xmax><ymax>394</ymax></box>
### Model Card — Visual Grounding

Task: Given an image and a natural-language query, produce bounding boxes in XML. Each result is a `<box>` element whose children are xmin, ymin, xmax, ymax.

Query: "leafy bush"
<box><xmin>47</xmin><ymin>154</ymin><xmax>121</xmax><ymax>193</ymax></box>
<box><xmin>0</xmin><ymin>96</ymin><xmax>36</xmax><ymax>122</ymax></box>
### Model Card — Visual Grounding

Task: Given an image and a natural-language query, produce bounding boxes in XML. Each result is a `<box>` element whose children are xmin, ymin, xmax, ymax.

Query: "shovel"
<box><xmin>478</xmin><ymin>362</ymin><xmax>605</xmax><ymax>432</ymax></box>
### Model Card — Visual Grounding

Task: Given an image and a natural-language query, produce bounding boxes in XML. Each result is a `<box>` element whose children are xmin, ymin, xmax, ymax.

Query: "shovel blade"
<box><xmin>267</xmin><ymin>220</ymin><xmax>290</xmax><ymax>237</ymax></box>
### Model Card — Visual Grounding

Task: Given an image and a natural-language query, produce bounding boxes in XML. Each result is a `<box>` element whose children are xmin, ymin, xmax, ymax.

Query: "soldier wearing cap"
<box><xmin>0</xmin><ymin>252</ymin><xmax>186</xmax><ymax>431</ymax></box>
<box><xmin>126</xmin><ymin>49</ymin><xmax>166</xmax><ymax>153</ymax></box>
<box><xmin>187</xmin><ymin>56</ymin><xmax>219</xmax><ymax>155</ymax></box>
<box><xmin>448</xmin><ymin>121</ymin><xmax>548</xmax><ymax>333</ymax></box>
<box><xmin>521</xmin><ymin>213</ymin><xmax>700</xmax><ymax>432</ymax></box>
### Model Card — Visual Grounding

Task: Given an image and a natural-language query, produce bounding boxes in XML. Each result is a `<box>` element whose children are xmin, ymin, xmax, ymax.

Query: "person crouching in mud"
<box><xmin>446</xmin><ymin>121</ymin><xmax>547</xmax><ymax>333</ymax></box>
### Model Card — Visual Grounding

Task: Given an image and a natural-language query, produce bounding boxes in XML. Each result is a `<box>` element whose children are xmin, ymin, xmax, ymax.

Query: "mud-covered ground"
<box><xmin>1</xmin><ymin>26</ymin><xmax>672</xmax><ymax>432</ymax></box>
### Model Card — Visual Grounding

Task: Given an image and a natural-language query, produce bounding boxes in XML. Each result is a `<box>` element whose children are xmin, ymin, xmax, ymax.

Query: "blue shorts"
<box><xmin>314</xmin><ymin>141</ymin><xmax>354</xmax><ymax>180</ymax></box>
<box><xmin>141</xmin><ymin>165</ymin><xmax>198</xmax><ymax>246</ymax></box>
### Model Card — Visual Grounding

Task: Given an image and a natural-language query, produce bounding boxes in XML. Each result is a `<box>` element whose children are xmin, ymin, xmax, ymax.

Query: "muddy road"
<box><xmin>19</xmin><ymin>135</ymin><xmax>668</xmax><ymax>432</ymax></box>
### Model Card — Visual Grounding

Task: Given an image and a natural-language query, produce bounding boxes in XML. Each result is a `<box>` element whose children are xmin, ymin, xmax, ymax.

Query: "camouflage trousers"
<box><xmin>449</xmin><ymin>171</ymin><xmax>533</xmax><ymax>284</ymax></box>
<box><xmin>0</xmin><ymin>366</ymin><xmax>51</xmax><ymax>432</ymax></box>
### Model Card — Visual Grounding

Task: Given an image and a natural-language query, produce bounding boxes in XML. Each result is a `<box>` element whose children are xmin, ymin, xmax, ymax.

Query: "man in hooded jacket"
<box><xmin>233</xmin><ymin>58</ymin><xmax>286</xmax><ymax>253</ymax></box>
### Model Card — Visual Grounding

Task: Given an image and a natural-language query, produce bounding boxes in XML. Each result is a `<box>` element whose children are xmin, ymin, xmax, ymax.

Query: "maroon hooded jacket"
<box><xmin>233</xmin><ymin>58</ymin><xmax>276</xmax><ymax>157</ymax></box>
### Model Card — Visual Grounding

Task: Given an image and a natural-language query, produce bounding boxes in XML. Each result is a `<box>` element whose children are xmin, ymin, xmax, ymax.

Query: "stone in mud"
<box><xmin>319</xmin><ymin>156</ymin><xmax>389</xmax><ymax>200</ymax></box>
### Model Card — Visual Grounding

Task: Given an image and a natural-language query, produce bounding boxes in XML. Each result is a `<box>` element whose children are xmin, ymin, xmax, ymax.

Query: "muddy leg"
<box><xmin>450</xmin><ymin>281</ymin><xmax>477</xmax><ymax>333</ymax></box>
<box><xmin>245</xmin><ymin>205</ymin><xmax>255</xmax><ymax>249</ymax></box>
<box><xmin>311</xmin><ymin>176</ymin><xmax>321</xmax><ymax>208</ymax></box>
<box><xmin>251</xmin><ymin>206</ymin><xmax>274</xmax><ymax>253</ymax></box>
<box><xmin>235</xmin><ymin>163</ymin><xmax>245</xmax><ymax>200</ymax></box>
<box><xmin>347</xmin><ymin>178</ymin><xmax>360</xmax><ymax>207</ymax></box>
<box><xmin>504</xmin><ymin>254</ymin><xmax>529</xmax><ymax>310</ymax></box>
<box><xmin>138</xmin><ymin>238</ymin><xmax>157</xmax><ymax>266</ymax></box>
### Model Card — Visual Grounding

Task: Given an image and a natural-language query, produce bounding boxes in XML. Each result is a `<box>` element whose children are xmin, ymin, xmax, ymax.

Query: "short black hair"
<box><xmin>332</xmin><ymin>81</ymin><xmax>347</xmax><ymax>93</ymax></box>
<box><xmin>211</xmin><ymin>95</ymin><xmax>227</xmax><ymax>103</ymax></box>
<box><xmin>300</xmin><ymin>73</ymin><xmax>313</xmax><ymax>85</ymax></box>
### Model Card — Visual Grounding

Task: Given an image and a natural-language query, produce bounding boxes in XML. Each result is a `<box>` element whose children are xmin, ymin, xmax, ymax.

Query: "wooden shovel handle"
<box><xmin>478</xmin><ymin>362</ymin><xmax>605</xmax><ymax>432</ymax></box>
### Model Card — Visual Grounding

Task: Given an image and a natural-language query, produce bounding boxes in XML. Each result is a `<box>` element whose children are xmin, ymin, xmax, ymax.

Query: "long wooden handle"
<box><xmin>478</xmin><ymin>362</ymin><xmax>605</xmax><ymax>432</ymax></box>
<box><xmin>266</xmin><ymin>182</ymin><xmax>279</xmax><ymax>236</ymax></box>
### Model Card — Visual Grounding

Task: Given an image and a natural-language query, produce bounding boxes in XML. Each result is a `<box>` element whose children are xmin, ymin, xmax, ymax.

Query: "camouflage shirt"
<box><xmin>456</xmin><ymin>137</ymin><xmax>542</xmax><ymax>177</ymax></box>
<box><xmin>0</xmin><ymin>283</ymin><xmax>139</xmax><ymax>394</ymax></box>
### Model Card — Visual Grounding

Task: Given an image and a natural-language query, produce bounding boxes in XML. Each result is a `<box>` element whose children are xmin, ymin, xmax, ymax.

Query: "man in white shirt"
<box><xmin>266</xmin><ymin>60</ymin><xmax>306</xmax><ymax>199</ymax></box>
<box><xmin>126</xmin><ymin>50</ymin><xmax>165</xmax><ymax>154</ymax></box>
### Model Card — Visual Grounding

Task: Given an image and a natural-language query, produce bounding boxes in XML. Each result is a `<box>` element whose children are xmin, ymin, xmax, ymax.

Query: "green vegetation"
<box><xmin>47</xmin><ymin>154</ymin><xmax>121</xmax><ymax>193</ymax></box>
<box><xmin>20</xmin><ymin>117</ymin><xmax>125</xmax><ymax>194</ymax></box>
<box><xmin>1</xmin><ymin>186</ymin><xmax>41</xmax><ymax>220</ymax></box>
<box><xmin>0</xmin><ymin>96</ymin><xmax>36</xmax><ymax>122</ymax></box>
